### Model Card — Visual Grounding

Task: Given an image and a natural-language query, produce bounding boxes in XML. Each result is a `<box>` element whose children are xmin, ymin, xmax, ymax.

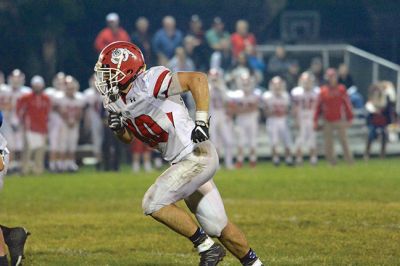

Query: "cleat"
<box><xmin>235</xmin><ymin>162</ymin><xmax>243</xmax><ymax>169</ymax></box>
<box><xmin>199</xmin><ymin>243</ymin><xmax>225</xmax><ymax>266</ymax></box>
<box><xmin>4</xmin><ymin>227</ymin><xmax>30</xmax><ymax>266</ymax></box>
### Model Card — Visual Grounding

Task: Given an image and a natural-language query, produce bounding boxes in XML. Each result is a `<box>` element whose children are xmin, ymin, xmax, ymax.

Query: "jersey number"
<box><xmin>127</xmin><ymin>114</ymin><xmax>169</xmax><ymax>147</ymax></box>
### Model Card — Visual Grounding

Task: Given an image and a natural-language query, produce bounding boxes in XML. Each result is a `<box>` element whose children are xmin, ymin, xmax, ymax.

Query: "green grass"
<box><xmin>1</xmin><ymin>159</ymin><xmax>400</xmax><ymax>265</ymax></box>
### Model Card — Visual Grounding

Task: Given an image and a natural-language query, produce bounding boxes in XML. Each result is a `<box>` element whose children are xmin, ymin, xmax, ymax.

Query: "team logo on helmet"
<box><xmin>111</xmin><ymin>48</ymin><xmax>137</xmax><ymax>65</ymax></box>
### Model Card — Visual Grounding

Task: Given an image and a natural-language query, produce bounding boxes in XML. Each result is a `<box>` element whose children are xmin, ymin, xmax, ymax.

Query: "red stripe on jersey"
<box><xmin>166</xmin><ymin>112</ymin><xmax>175</xmax><ymax>127</ymax></box>
<box><xmin>153</xmin><ymin>70</ymin><xmax>170</xmax><ymax>98</ymax></box>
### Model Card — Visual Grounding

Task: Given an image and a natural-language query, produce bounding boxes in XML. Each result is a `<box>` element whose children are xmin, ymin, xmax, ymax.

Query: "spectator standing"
<box><xmin>94</xmin><ymin>13</ymin><xmax>130</xmax><ymax>53</ymax></box>
<box><xmin>245</xmin><ymin>45</ymin><xmax>265</xmax><ymax>84</ymax></box>
<box><xmin>186</xmin><ymin>15</ymin><xmax>210</xmax><ymax>71</ymax></box>
<box><xmin>314</xmin><ymin>68</ymin><xmax>354</xmax><ymax>165</ymax></box>
<box><xmin>227</xmin><ymin>52</ymin><xmax>252</xmax><ymax>90</ymax></box>
<box><xmin>206</xmin><ymin>17</ymin><xmax>230</xmax><ymax>51</ymax></box>
<box><xmin>16</xmin><ymin>76</ymin><xmax>51</xmax><ymax>175</ymax></box>
<box><xmin>231</xmin><ymin>20</ymin><xmax>256</xmax><ymax>60</ymax></box>
<box><xmin>152</xmin><ymin>16</ymin><xmax>183</xmax><ymax>65</ymax></box>
<box><xmin>309</xmin><ymin>57</ymin><xmax>324</xmax><ymax>86</ymax></box>
<box><xmin>364</xmin><ymin>83</ymin><xmax>393</xmax><ymax>159</ymax></box>
<box><xmin>131</xmin><ymin>17</ymin><xmax>154</xmax><ymax>66</ymax></box>
<box><xmin>168</xmin><ymin>47</ymin><xmax>195</xmax><ymax>72</ymax></box>
<box><xmin>284</xmin><ymin>60</ymin><xmax>300</xmax><ymax>91</ymax></box>
<box><xmin>267</xmin><ymin>45</ymin><xmax>291</xmax><ymax>78</ymax></box>
<box><xmin>338</xmin><ymin>63</ymin><xmax>354</xmax><ymax>89</ymax></box>
<box><xmin>209</xmin><ymin>38</ymin><xmax>232</xmax><ymax>71</ymax></box>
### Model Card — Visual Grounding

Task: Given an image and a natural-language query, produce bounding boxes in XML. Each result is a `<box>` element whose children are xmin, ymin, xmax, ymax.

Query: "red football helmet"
<box><xmin>94</xmin><ymin>41</ymin><xmax>146</xmax><ymax>96</ymax></box>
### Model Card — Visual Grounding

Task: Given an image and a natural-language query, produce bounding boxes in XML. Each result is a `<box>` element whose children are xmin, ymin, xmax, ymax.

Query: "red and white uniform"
<box><xmin>291</xmin><ymin>86</ymin><xmax>319</xmax><ymax>149</ymax></box>
<box><xmin>45</xmin><ymin>88</ymin><xmax>64</xmax><ymax>152</ymax></box>
<box><xmin>117</xmin><ymin>66</ymin><xmax>196</xmax><ymax>164</ymax></box>
<box><xmin>84</xmin><ymin>87</ymin><xmax>104</xmax><ymax>155</ymax></box>
<box><xmin>103</xmin><ymin>66</ymin><xmax>228</xmax><ymax>236</ymax></box>
<box><xmin>0</xmin><ymin>85</ymin><xmax>31</xmax><ymax>152</ymax></box>
<box><xmin>234</xmin><ymin>90</ymin><xmax>260</xmax><ymax>150</ymax></box>
<box><xmin>209</xmin><ymin>79</ymin><xmax>234</xmax><ymax>169</ymax></box>
<box><xmin>58</xmin><ymin>92</ymin><xmax>85</xmax><ymax>153</ymax></box>
<box><xmin>263</xmin><ymin>90</ymin><xmax>292</xmax><ymax>148</ymax></box>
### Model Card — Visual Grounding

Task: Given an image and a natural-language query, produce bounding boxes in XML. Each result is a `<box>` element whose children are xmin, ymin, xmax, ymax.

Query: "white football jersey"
<box><xmin>262</xmin><ymin>91</ymin><xmax>290</xmax><ymax>117</ymax></box>
<box><xmin>209</xmin><ymin>80</ymin><xmax>229</xmax><ymax>112</ymax></box>
<box><xmin>84</xmin><ymin>87</ymin><xmax>102</xmax><ymax>119</ymax></box>
<box><xmin>109</xmin><ymin>66</ymin><xmax>195</xmax><ymax>163</ymax></box>
<box><xmin>291</xmin><ymin>86</ymin><xmax>319</xmax><ymax>120</ymax></box>
<box><xmin>58</xmin><ymin>92</ymin><xmax>85</xmax><ymax>123</ymax></box>
<box><xmin>0</xmin><ymin>85</ymin><xmax>31</xmax><ymax>120</ymax></box>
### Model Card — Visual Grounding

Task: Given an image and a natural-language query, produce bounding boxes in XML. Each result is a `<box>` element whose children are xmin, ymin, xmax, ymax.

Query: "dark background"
<box><xmin>0</xmin><ymin>0</ymin><xmax>399</xmax><ymax>86</ymax></box>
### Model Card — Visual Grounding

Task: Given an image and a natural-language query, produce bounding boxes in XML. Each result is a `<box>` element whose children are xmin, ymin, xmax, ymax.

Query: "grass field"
<box><xmin>0</xmin><ymin>159</ymin><xmax>399</xmax><ymax>265</ymax></box>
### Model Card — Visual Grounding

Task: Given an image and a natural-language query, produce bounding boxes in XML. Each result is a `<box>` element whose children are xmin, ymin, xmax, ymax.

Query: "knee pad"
<box><xmin>192</xmin><ymin>188</ymin><xmax>228</xmax><ymax>237</ymax></box>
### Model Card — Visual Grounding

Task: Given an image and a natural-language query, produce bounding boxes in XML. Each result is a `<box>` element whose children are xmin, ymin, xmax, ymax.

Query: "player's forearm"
<box><xmin>188</xmin><ymin>73</ymin><xmax>209</xmax><ymax>112</ymax></box>
<box><xmin>114</xmin><ymin>127</ymin><xmax>134</xmax><ymax>144</ymax></box>
<box><xmin>0</xmin><ymin>154</ymin><xmax>4</xmax><ymax>171</ymax></box>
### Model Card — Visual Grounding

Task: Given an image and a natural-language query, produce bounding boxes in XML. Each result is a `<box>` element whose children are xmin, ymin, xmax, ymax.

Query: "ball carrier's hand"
<box><xmin>108</xmin><ymin>112</ymin><xmax>125</xmax><ymax>133</ymax></box>
<box><xmin>191</xmin><ymin>111</ymin><xmax>210</xmax><ymax>143</ymax></box>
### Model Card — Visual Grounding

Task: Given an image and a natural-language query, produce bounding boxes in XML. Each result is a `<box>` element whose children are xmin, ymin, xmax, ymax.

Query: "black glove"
<box><xmin>108</xmin><ymin>112</ymin><xmax>124</xmax><ymax>133</ymax></box>
<box><xmin>191</xmin><ymin>120</ymin><xmax>209</xmax><ymax>143</ymax></box>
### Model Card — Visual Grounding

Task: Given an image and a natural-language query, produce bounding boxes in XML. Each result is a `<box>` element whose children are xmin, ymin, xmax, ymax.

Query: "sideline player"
<box><xmin>83</xmin><ymin>75</ymin><xmax>104</xmax><ymax>168</ymax></box>
<box><xmin>291</xmin><ymin>72</ymin><xmax>319</xmax><ymax>165</ymax></box>
<box><xmin>262</xmin><ymin>76</ymin><xmax>293</xmax><ymax>166</ymax></box>
<box><xmin>94</xmin><ymin>41</ymin><xmax>263</xmax><ymax>266</ymax></box>
<box><xmin>0</xmin><ymin>70</ymin><xmax>31</xmax><ymax>174</ymax></box>
<box><xmin>58</xmin><ymin>76</ymin><xmax>84</xmax><ymax>172</ymax></box>
<box><xmin>0</xmin><ymin>111</ymin><xmax>30</xmax><ymax>266</ymax></box>
<box><xmin>234</xmin><ymin>73</ymin><xmax>259</xmax><ymax>168</ymax></box>
<box><xmin>45</xmin><ymin>72</ymin><xmax>67</xmax><ymax>172</ymax></box>
<box><xmin>208</xmin><ymin>68</ymin><xmax>234</xmax><ymax>169</ymax></box>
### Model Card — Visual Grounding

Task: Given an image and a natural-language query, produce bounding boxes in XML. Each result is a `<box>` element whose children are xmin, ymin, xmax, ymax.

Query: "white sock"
<box><xmin>251</xmin><ymin>258</ymin><xmax>263</xmax><ymax>266</ymax></box>
<box><xmin>132</xmin><ymin>162</ymin><xmax>140</xmax><ymax>172</ymax></box>
<box><xmin>144</xmin><ymin>161</ymin><xmax>152</xmax><ymax>172</ymax></box>
<box><xmin>196</xmin><ymin>237</ymin><xmax>214</xmax><ymax>253</ymax></box>
<box><xmin>310</xmin><ymin>156</ymin><xmax>318</xmax><ymax>164</ymax></box>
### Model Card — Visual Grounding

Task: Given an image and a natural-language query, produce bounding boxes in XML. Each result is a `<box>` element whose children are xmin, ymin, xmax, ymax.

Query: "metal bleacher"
<box><xmin>255</xmin><ymin>44</ymin><xmax>400</xmax><ymax>158</ymax></box>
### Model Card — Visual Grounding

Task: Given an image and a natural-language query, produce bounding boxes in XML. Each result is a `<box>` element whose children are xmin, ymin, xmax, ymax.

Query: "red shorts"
<box><xmin>130</xmin><ymin>139</ymin><xmax>151</xmax><ymax>154</ymax></box>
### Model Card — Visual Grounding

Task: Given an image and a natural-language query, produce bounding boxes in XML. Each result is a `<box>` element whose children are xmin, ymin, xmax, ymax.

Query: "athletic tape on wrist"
<box><xmin>195</xmin><ymin>111</ymin><xmax>208</xmax><ymax>122</ymax></box>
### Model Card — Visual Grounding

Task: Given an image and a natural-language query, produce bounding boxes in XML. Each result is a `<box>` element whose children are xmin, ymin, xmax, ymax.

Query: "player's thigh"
<box><xmin>248</xmin><ymin>118</ymin><xmax>258</xmax><ymax>149</ymax></box>
<box><xmin>68</xmin><ymin>125</ymin><xmax>80</xmax><ymax>152</ymax></box>
<box><xmin>184</xmin><ymin>180</ymin><xmax>228</xmax><ymax>237</ymax></box>
<box><xmin>267</xmin><ymin>119</ymin><xmax>279</xmax><ymax>146</ymax></box>
<box><xmin>142</xmin><ymin>141</ymin><xmax>219</xmax><ymax>215</ymax></box>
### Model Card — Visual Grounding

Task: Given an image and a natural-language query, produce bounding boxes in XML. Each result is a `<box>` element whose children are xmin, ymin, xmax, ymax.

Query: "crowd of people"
<box><xmin>0</xmin><ymin>13</ymin><xmax>398</xmax><ymax>175</ymax></box>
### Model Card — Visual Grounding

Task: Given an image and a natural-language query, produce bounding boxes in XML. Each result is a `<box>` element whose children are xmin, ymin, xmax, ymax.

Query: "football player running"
<box><xmin>291</xmin><ymin>72</ymin><xmax>319</xmax><ymax>165</ymax></box>
<box><xmin>0</xmin><ymin>111</ymin><xmax>30</xmax><ymax>266</ymax></box>
<box><xmin>94</xmin><ymin>41</ymin><xmax>263</xmax><ymax>266</ymax></box>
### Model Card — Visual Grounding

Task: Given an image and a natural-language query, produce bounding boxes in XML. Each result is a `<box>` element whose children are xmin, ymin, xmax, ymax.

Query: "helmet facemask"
<box><xmin>94</xmin><ymin>62</ymin><xmax>126</xmax><ymax>102</ymax></box>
